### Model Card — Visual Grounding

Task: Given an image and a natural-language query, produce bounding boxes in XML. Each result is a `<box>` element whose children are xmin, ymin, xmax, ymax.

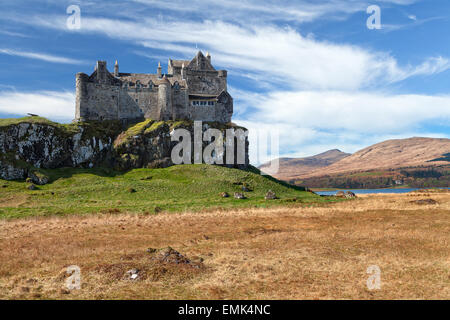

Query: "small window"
<box><xmin>135</xmin><ymin>99</ymin><xmax>138</xmax><ymax>103</ymax></box>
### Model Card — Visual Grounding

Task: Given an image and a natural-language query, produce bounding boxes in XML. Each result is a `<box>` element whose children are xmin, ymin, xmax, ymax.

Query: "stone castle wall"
<box><xmin>75</xmin><ymin>52</ymin><xmax>233</xmax><ymax>124</ymax></box>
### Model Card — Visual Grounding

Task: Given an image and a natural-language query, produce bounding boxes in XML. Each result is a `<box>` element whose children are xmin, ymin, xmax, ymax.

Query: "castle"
<box><xmin>75</xmin><ymin>51</ymin><xmax>233</xmax><ymax>123</ymax></box>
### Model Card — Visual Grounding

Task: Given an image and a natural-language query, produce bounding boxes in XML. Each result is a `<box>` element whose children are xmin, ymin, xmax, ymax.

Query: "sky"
<box><xmin>0</xmin><ymin>0</ymin><xmax>449</xmax><ymax>164</ymax></box>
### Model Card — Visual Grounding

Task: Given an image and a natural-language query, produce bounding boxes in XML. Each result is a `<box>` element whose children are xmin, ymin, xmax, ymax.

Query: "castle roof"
<box><xmin>118</xmin><ymin>73</ymin><xmax>186</xmax><ymax>87</ymax></box>
<box><xmin>171</xmin><ymin>60</ymin><xmax>190</xmax><ymax>68</ymax></box>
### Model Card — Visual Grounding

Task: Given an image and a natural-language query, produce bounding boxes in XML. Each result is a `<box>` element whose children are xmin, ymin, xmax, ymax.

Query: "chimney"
<box><xmin>181</xmin><ymin>63</ymin><xmax>186</xmax><ymax>80</ymax></box>
<box><xmin>114</xmin><ymin>60</ymin><xmax>119</xmax><ymax>77</ymax></box>
<box><xmin>157</xmin><ymin>61</ymin><xmax>162</xmax><ymax>79</ymax></box>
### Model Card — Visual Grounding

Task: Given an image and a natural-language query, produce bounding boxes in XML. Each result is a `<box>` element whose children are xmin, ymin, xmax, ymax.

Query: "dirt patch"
<box><xmin>243</xmin><ymin>227</ymin><xmax>285</xmax><ymax>237</ymax></box>
<box><xmin>410</xmin><ymin>199</ymin><xmax>438</xmax><ymax>205</ymax></box>
<box><xmin>0</xmin><ymin>194</ymin><xmax>30</xmax><ymax>208</ymax></box>
<box><xmin>93</xmin><ymin>247</ymin><xmax>204</xmax><ymax>282</ymax></box>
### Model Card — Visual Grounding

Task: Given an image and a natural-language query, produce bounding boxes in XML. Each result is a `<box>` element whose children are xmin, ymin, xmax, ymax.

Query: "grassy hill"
<box><xmin>0</xmin><ymin>164</ymin><xmax>331</xmax><ymax>219</ymax></box>
<box><xmin>303</xmin><ymin>137</ymin><xmax>450</xmax><ymax>178</ymax></box>
<box><xmin>259</xmin><ymin>149</ymin><xmax>351</xmax><ymax>181</ymax></box>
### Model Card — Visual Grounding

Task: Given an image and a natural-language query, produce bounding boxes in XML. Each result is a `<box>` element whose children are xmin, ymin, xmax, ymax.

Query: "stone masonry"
<box><xmin>75</xmin><ymin>51</ymin><xmax>233</xmax><ymax>123</ymax></box>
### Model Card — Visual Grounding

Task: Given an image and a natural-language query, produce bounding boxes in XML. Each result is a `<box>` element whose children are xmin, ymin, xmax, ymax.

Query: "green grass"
<box><xmin>0</xmin><ymin>116</ymin><xmax>60</xmax><ymax>127</ymax></box>
<box><xmin>0</xmin><ymin>164</ymin><xmax>336</xmax><ymax>219</ymax></box>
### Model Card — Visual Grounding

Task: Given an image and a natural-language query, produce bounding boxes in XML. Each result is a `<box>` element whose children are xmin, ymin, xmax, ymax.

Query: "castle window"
<box><xmin>191</xmin><ymin>100</ymin><xmax>215</xmax><ymax>106</ymax></box>
<box><xmin>135</xmin><ymin>99</ymin><xmax>138</xmax><ymax>103</ymax></box>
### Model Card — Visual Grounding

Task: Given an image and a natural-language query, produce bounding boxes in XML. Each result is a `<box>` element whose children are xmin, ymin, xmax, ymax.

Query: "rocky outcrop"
<box><xmin>0</xmin><ymin>118</ymin><xmax>249</xmax><ymax>181</ymax></box>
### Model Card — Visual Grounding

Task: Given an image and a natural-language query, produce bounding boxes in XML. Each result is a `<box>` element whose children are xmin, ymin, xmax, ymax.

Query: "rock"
<box><xmin>0</xmin><ymin>159</ymin><xmax>27</xmax><ymax>180</ymax></box>
<box><xmin>28</xmin><ymin>171</ymin><xmax>49</xmax><ymax>185</ymax></box>
<box><xmin>148</xmin><ymin>246</ymin><xmax>203</xmax><ymax>267</ymax></box>
<box><xmin>264</xmin><ymin>190</ymin><xmax>277</xmax><ymax>200</ymax></box>
<box><xmin>0</xmin><ymin>120</ymin><xmax>249</xmax><ymax>179</ymax></box>
<box><xmin>151</xmin><ymin>247</ymin><xmax>192</xmax><ymax>265</ymax></box>
<box><xmin>344</xmin><ymin>191</ymin><xmax>356</xmax><ymax>198</ymax></box>
<box><xmin>124</xmin><ymin>268</ymin><xmax>140</xmax><ymax>281</ymax></box>
<box><xmin>154</xmin><ymin>206</ymin><xmax>162</xmax><ymax>213</ymax></box>
<box><xmin>220</xmin><ymin>192</ymin><xmax>230</xmax><ymax>198</ymax></box>
<box><xmin>128</xmin><ymin>188</ymin><xmax>137</xmax><ymax>193</ymax></box>
<box><xmin>27</xmin><ymin>184</ymin><xmax>37</xmax><ymax>190</ymax></box>
<box><xmin>241</xmin><ymin>186</ymin><xmax>251</xmax><ymax>192</ymax></box>
<box><xmin>336</xmin><ymin>191</ymin><xmax>346</xmax><ymax>197</ymax></box>
<box><xmin>147</xmin><ymin>157</ymin><xmax>173</xmax><ymax>169</ymax></box>
<box><xmin>234</xmin><ymin>192</ymin><xmax>246</xmax><ymax>199</ymax></box>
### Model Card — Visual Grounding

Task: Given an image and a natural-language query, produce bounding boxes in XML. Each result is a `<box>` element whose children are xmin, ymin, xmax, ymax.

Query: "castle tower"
<box><xmin>75</xmin><ymin>72</ymin><xmax>89</xmax><ymax>121</ymax></box>
<box><xmin>157</xmin><ymin>61</ymin><xmax>162</xmax><ymax>79</ymax></box>
<box><xmin>157</xmin><ymin>75</ymin><xmax>172</xmax><ymax>120</ymax></box>
<box><xmin>95</xmin><ymin>61</ymin><xmax>108</xmax><ymax>84</ymax></box>
<box><xmin>114</xmin><ymin>60</ymin><xmax>119</xmax><ymax>77</ymax></box>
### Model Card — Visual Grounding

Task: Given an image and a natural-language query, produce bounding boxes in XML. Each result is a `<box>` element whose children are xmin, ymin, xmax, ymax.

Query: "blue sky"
<box><xmin>0</xmin><ymin>0</ymin><xmax>449</xmax><ymax>164</ymax></box>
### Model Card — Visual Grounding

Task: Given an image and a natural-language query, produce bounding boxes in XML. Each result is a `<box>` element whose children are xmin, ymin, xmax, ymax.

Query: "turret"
<box><xmin>114</xmin><ymin>60</ymin><xmax>119</xmax><ymax>77</ymax></box>
<box><xmin>157</xmin><ymin>75</ymin><xmax>172</xmax><ymax>120</ymax></box>
<box><xmin>75</xmin><ymin>72</ymin><xmax>89</xmax><ymax>120</ymax></box>
<box><xmin>157</xmin><ymin>61</ymin><xmax>162</xmax><ymax>79</ymax></box>
<box><xmin>95</xmin><ymin>61</ymin><xmax>108</xmax><ymax>84</ymax></box>
<box><xmin>181</xmin><ymin>63</ymin><xmax>186</xmax><ymax>80</ymax></box>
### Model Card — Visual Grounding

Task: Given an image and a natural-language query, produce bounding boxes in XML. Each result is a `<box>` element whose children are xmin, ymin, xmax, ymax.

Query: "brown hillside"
<box><xmin>259</xmin><ymin>149</ymin><xmax>350</xmax><ymax>180</ymax></box>
<box><xmin>304</xmin><ymin>137</ymin><xmax>450</xmax><ymax>178</ymax></box>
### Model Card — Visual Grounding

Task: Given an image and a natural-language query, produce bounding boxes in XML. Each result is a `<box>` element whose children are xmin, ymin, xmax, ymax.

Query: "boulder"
<box><xmin>234</xmin><ymin>192</ymin><xmax>246</xmax><ymax>199</ymax></box>
<box><xmin>336</xmin><ymin>191</ymin><xmax>346</xmax><ymax>197</ymax></box>
<box><xmin>220</xmin><ymin>192</ymin><xmax>230</xmax><ymax>198</ymax></box>
<box><xmin>28</xmin><ymin>171</ymin><xmax>49</xmax><ymax>185</ymax></box>
<box><xmin>344</xmin><ymin>191</ymin><xmax>357</xmax><ymax>198</ymax></box>
<box><xmin>124</xmin><ymin>268</ymin><xmax>140</xmax><ymax>281</ymax></box>
<box><xmin>264</xmin><ymin>190</ymin><xmax>277</xmax><ymax>200</ymax></box>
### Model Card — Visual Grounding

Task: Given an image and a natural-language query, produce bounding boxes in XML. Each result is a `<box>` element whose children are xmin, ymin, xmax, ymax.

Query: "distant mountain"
<box><xmin>303</xmin><ymin>137</ymin><xmax>450</xmax><ymax>178</ymax></box>
<box><xmin>259</xmin><ymin>149</ymin><xmax>351</xmax><ymax>181</ymax></box>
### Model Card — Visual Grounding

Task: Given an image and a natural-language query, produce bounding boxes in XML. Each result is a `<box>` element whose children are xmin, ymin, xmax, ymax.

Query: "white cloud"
<box><xmin>26</xmin><ymin>15</ymin><xmax>450</xmax><ymax>91</ymax></box>
<box><xmin>0</xmin><ymin>91</ymin><xmax>74</xmax><ymax>121</ymax></box>
<box><xmin>130</xmin><ymin>0</ymin><xmax>419</xmax><ymax>24</ymax></box>
<box><xmin>234</xmin><ymin>90</ymin><xmax>450</xmax><ymax>164</ymax></box>
<box><xmin>0</xmin><ymin>48</ymin><xmax>86</xmax><ymax>64</ymax></box>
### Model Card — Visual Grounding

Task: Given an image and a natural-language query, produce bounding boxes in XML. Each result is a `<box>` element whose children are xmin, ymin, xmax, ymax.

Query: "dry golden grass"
<box><xmin>0</xmin><ymin>192</ymin><xmax>449</xmax><ymax>300</ymax></box>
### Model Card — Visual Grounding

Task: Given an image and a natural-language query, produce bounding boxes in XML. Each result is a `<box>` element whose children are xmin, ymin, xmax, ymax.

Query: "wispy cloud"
<box><xmin>0</xmin><ymin>48</ymin><xmax>86</xmax><ymax>64</ymax></box>
<box><xmin>235</xmin><ymin>89</ymin><xmax>450</xmax><ymax>163</ymax></box>
<box><xmin>0</xmin><ymin>90</ymin><xmax>74</xmax><ymax>121</ymax></box>
<box><xmin>24</xmin><ymin>15</ymin><xmax>450</xmax><ymax>90</ymax></box>
<box><xmin>0</xmin><ymin>29</ymin><xmax>30</xmax><ymax>38</ymax></box>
